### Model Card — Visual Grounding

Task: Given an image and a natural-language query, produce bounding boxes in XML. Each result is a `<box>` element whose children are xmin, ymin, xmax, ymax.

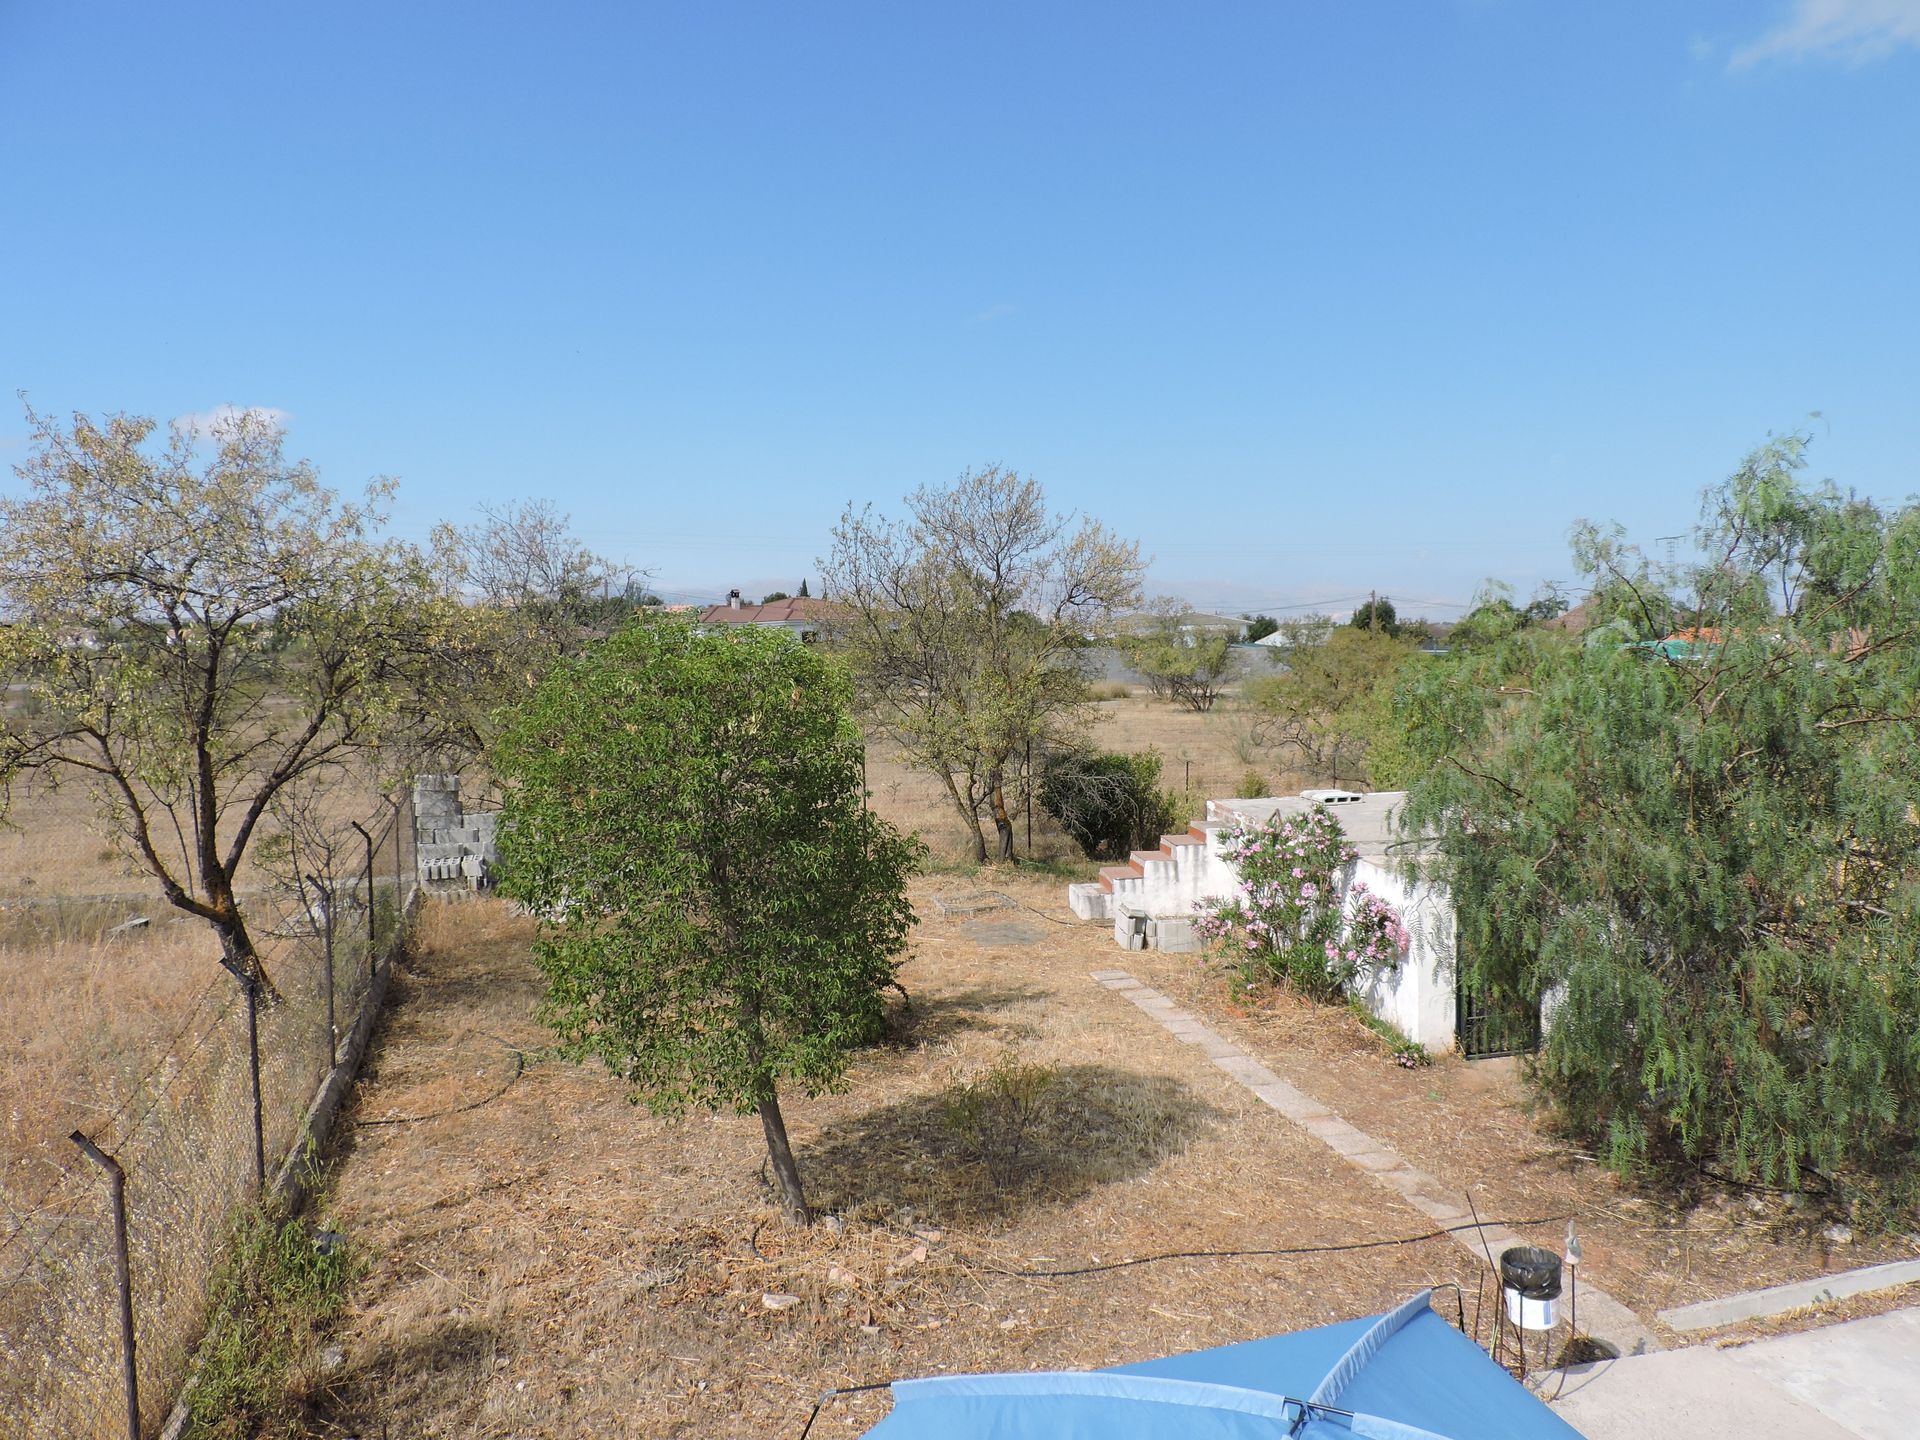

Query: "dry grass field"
<box><xmin>291</xmin><ymin>879</ymin><xmax>1920</xmax><ymax>1436</ymax></box>
<box><xmin>0</xmin><ymin>919</ymin><xmax>211</xmax><ymax>1215</ymax></box>
<box><xmin>0</xmin><ymin>691</ymin><xmax>1283</xmax><ymax>1215</ymax></box>
<box><xmin>298</xmin><ymin>886</ymin><xmax>1481</xmax><ymax>1439</ymax></box>
<box><xmin>0</xmin><ymin>768</ymin><xmax>387</xmax><ymax>1229</ymax></box>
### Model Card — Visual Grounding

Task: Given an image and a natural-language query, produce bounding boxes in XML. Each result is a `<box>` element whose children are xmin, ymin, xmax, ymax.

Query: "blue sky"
<box><xmin>3</xmin><ymin>2</ymin><xmax>1916</xmax><ymax>617</ymax></box>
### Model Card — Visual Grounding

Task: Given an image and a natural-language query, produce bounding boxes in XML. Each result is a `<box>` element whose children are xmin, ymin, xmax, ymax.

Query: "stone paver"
<box><xmin>1090</xmin><ymin>967</ymin><xmax>1663</xmax><ymax>1359</ymax></box>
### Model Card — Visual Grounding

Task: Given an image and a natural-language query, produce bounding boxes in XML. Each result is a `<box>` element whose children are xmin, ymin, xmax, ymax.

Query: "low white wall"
<box><xmin>1102</xmin><ymin>800</ymin><xmax>1459</xmax><ymax>1053</ymax></box>
<box><xmin>1343</xmin><ymin>858</ymin><xmax>1457</xmax><ymax>1053</ymax></box>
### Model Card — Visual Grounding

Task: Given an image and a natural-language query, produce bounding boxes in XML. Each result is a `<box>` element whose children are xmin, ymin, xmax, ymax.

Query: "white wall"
<box><xmin>1096</xmin><ymin>800</ymin><xmax>1459</xmax><ymax>1052</ymax></box>
<box><xmin>1343</xmin><ymin>858</ymin><xmax>1457</xmax><ymax>1053</ymax></box>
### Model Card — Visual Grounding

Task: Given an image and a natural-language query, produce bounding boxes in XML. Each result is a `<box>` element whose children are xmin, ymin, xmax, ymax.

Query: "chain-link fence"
<box><xmin>0</xmin><ymin>794</ymin><xmax>417</xmax><ymax>1439</ymax></box>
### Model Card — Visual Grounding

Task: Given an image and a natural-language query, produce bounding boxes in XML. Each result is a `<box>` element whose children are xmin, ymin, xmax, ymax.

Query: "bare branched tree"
<box><xmin>822</xmin><ymin>467</ymin><xmax>1143</xmax><ymax>861</ymax></box>
<box><xmin>426</xmin><ymin>499</ymin><xmax>640</xmax><ymax>757</ymax></box>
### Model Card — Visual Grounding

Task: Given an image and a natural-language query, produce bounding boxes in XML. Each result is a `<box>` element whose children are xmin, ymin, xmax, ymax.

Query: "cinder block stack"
<box><xmin>412</xmin><ymin>774</ymin><xmax>500</xmax><ymax>888</ymax></box>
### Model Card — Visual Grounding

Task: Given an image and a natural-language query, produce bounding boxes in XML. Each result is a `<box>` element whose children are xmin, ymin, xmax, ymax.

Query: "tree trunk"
<box><xmin>987</xmin><ymin>772</ymin><xmax>1016</xmax><ymax>861</ymax></box>
<box><xmin>211</xmin><ymin>899</ymin><xmax>280</xmax><ymax>1001</ymax></box>
<box><xmin>756</xmin><ymin>1089</ymin><xmax>811</xmax><ymax>1225</ymax></box>
<box><xmin>939</xmin><ymin>769</ymin><xmax>989</xmax><ymax>862</ymax></box>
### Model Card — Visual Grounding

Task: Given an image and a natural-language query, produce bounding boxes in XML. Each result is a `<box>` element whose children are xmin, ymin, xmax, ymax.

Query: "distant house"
<box><xmin>697</xmin><ymin>591</ymin><xmax>835</xmax><ymax>643</ymax></box>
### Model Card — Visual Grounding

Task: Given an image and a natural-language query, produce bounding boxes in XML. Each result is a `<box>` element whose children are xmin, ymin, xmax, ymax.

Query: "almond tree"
<box><xmin>0</xmin><ymin>407</ymin><xmax>448</xmax><ymax>992</ymax></box>
<box><xmin>490</xmin><ymin>621</ymin><xmax>920</xmax><ymax>1224</ymax></box>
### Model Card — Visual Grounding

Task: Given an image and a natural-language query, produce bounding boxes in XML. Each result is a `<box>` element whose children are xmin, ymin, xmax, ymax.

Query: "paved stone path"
<box><xmin>1088</xmin><ymin>967</ymin><xmax>1662</xmax><ymax>1359</ymax></box>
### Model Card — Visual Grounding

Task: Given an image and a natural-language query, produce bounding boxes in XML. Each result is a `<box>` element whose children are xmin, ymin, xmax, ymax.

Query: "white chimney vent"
<box><xmin>1301</xmin><ymin>788</ymin><xmax>1364</xmax><ymax>804</ymax></box>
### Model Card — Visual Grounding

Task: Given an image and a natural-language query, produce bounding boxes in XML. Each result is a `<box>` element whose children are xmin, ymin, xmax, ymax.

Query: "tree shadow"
<box><xmin>314</xmin><ymin>1318</ymin><xmax>502</xmax><ymax>1432</ymax></box>
<box><xmin>801</xmin><ymin>1064</ymin><xmax>1221</xmax><ymax>1224</ymax></box>
<box><xmin>879</xmin><ymin>983</ymin><xmax>1049</xmax><ymax>1049</ymax></box>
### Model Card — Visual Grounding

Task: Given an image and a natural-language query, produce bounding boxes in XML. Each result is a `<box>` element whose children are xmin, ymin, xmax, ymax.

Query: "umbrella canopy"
<box><xmin>860</xmin><ymin>1291</ymin><xmax>1584</xmax><ymax>1440</ymax></box>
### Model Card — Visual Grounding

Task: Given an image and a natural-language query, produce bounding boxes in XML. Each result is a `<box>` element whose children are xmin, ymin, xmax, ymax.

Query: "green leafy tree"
<box><xmin>761</xmin><ymin>591</ymin><xmax>791</xmax><ymax>603</ymax></box>
<box><xmin>1402</xmin><ymin>436</ymin><xmax>1920</xmax><ymax>1214</ymax></box>
<box><xmin>0</xmin><ymin>407</ymin><xmax>446</xmax><ymax>991</ymax></box>
<box><xmin>1348</xmin><ymin>596</ymin><xmax>1399</xmax><ymax>635</ymax></box>
<box><xmin>1119</xmin><ymin>599</ymin><xmax>1235</xmax><ymax>712</ymax></box>
<box><xmin>1445</xmin><ymin>582</ymin><xmax>1574</xmax><ymax>651</ymax></box>
<box><xmin>1248</xmin><ymin>620</ymin><xmax>1415</xmax><ymax>787</ymax></box>
<box><xmin>1242</xmin><ymin>614</ymin><xmax>1279</xmax><ymax>644</ymax></box>
<box><xmin>822</xmin><ymin>466</ymin><xmax>1143</xmax><ymax>861</ymax></box>
<box><xmin>1037</xmin><ymin>749</ymin><xmax>1176</xmax><ymax>860</ymax></box>
<box><xmin>491</xmin><ymin>621</ymin><xmax>920</xmax><ymax>1224</ymax></box>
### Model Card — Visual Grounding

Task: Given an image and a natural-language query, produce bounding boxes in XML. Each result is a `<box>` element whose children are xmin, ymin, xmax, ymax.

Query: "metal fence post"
<box><xmin>221</xmin><ymin>959</ymin><xmax>266</xmax><ymax>1195</ymax></box>
<box><xmin>390</xmin><ymin>794</ymin><xmax>405</xmax><ymax>918</ymax></box>
<box><xmin>70</xmin><ymin>1130</ymin><xmax>140</xmax><ymax>1440</ymax></box>
<box><xmin>351</xmin><ymin>820</ymin><xmax>376</xmax><ymax>980</ymax></box>
<box><xmin>313</xmin><ymin>873</ymin><xmax>337</xmax><ymax>1070</ymax></box>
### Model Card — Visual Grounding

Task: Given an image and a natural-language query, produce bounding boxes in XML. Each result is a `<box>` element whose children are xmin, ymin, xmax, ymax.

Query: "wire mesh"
<box><xmin>0</xmin><ymin>792</ymin><xmax>416</xmax><ymax>1438</ymax></box>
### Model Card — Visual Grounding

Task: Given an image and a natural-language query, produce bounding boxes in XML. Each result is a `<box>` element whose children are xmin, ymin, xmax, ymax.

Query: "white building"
<box><xmin>1066</xmin><ymin>790</ymin><xmax>1462</xmax><ymax>1053</ymax></box>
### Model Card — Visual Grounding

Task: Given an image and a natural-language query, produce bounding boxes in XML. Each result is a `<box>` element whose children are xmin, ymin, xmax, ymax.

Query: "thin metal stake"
<box><xmin>71</xmin><ymin>1130</ymin><xmax>140</xmax><ymax>1440</ymax></box>
<box><xmin>1024</xmin><ymin>739</ymin><xmax>1033</xmax><ymax>855</ymax></box>
<box><xmin>221</xmin><ymin>959</ymin><xmax>266</xmax><ymax>1195</ymax></box>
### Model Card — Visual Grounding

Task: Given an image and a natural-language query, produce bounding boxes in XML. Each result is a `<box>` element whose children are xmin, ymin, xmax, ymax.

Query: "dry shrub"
<box><xmin>943</xmin><ymin>1052</ymin><xmax>1058</xmax><ymax>1188</ymax></box>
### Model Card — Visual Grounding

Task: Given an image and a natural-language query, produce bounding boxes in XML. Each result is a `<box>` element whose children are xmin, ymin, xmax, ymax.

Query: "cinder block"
<box><xmin>1149</xmin><ymin>917</ymin><xmax>1201</xmax><ymax>953</ymax></box>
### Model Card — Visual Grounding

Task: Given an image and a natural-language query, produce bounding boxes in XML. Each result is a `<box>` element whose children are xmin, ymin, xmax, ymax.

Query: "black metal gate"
<box><xmin>1456</xmin><ymin>984</ymin><xmax>1540</xmax><ymax>1059</ymax></box>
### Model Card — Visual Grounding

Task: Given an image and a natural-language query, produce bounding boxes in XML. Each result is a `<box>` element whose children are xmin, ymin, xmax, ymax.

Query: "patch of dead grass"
<box><xmin>0</xmin><ymin>922</ymin><xmax>212</xmax><ymax>1217</ymax></box>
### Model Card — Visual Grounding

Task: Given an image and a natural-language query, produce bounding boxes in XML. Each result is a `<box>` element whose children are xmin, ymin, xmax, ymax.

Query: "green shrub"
<box><xmin>1348</xmin><ymin>1000</ymin><xmax>1431</xmax><ymax>1068</ymax></box>
<box><xmin>1233</xmin><ymin>768</ymin><xmax>1270</xmax><ymax>798</ymax></box>
<box><xmin>1038</xmin><ymin>750</ymin><xmax>1177</xmax><ymax>861</ymax></box>
<box><xmin>187</xmin><ymin>1204</ymin><xmax>359</xmax><ymax>1438</ymax></box>
<box><xmin>943</xmin><ymin>1052</ymin><xmax>1058</xmax><ymax>1188</ymax></box>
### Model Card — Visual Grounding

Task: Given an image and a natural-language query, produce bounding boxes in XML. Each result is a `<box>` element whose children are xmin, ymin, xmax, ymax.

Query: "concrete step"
<box><xmin>1159</xmin><ymin>833</ymin><xmax>1203</xmax><ymax>854</ymax></box>
<box><xmin>1097</xmin><ymin>865</ymin><xmax>1137</xmax><ymax>894</ymax></box>
<box><xmin>1128</xmin><ymin>850</ymin><xmax>1165</xmax><ymax>869</ymax></box>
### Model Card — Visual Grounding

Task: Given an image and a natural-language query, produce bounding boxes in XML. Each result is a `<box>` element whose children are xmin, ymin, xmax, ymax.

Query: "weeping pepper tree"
<box><xmin>491</xmin><ymin>620</ymin><xmax>920</xmax><ymax>1224</ymax></box>
<box><xmin>1399</xmin><ymin>436</ymin><xmax>1920</xmax><ymax>1216</ymax></box>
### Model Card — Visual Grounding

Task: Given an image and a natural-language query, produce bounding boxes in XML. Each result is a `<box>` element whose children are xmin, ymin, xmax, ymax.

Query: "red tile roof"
<box><xmin>698</xmin><ymin>597</ymin><xmax>837</xmax><ymax>626</ymax></box>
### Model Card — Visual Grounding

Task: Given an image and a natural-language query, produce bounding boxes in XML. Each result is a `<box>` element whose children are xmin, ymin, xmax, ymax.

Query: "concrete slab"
<box><xmin>1659</xmin><ymin>1258</ymin><xmax>1920</xmax><ymax>1333</ymax></box>
<box><xmin>962</xmin><ymin>919</ymin><xmax>1044</xmax><ymax>948</ymax></box>
<box><xmin>1723</xmin><ymin>1308</ymin><xmax>1920</xmax><ymax>1440</ymax></box>
<box><xmin>1552</xmin><ymin>1347</ymin><xmax>1861</xmax><ymax>1440</ymax></box>
<box><xmin>1212</xmin><ymin>1056</ymin><xmax>1283</xmax><ymax>1088</ymax></box>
